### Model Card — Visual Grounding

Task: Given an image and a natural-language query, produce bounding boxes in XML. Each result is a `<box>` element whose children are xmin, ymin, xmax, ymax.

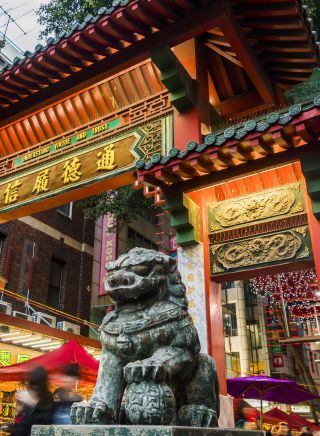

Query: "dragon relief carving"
<box><xmin>71</xmin><ymin>248</ymin><xmax>220</xmax><ymax>427</ymax></box>
<box><xmin>213</xmin><ymin>232</ymin><xmax>302</xmax><ymax>271</ymax></box>
<box><xmin>214</xmin><ymin>190</ymin><xmax>295</xmax><ymax>228</ymax></box>
<box><xmin>208</xmin><ymin>184</ymin><xmax>304</xmax><ymax>232</ymax></box>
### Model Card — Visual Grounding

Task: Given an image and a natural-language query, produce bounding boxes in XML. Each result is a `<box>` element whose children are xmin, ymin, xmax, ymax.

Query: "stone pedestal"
<box><xmin>31</xmin><ymin>425</ymin><xmax>264</xmax><ymax>436</ymax></box>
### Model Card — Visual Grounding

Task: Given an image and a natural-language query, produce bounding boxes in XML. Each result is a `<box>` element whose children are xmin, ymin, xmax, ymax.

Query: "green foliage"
<box><xmin>80</xmin><ymin>185</ymin><xmax>160</xmax><ymax>231</ymax></box>
<box><xmin>305</xmin><ymin>0</ymin><xmax>320</xmax><ymax>34</ymax></box>
<box><xmin>36</xmin><ymin>0</ymin><xmax>113</xmax><ymax>39</ymax></box>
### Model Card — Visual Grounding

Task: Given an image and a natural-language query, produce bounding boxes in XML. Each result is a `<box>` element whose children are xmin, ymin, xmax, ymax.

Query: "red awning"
<box><xmin>0</xmin><ymin>340</ymin><xmax>98</xmax><ymax>383</ymax></box>
<box><xmin>264</xmin><ymin>408</ymin><xmax>318</xmax><ymax>431</ymax></box>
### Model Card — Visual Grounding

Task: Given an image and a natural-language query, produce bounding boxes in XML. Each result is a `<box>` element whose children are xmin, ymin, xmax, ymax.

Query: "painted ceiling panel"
<box><xmin>0</xmin><ymin>61</ymin><xmax>165</xmax><ymax>158</ymax></box>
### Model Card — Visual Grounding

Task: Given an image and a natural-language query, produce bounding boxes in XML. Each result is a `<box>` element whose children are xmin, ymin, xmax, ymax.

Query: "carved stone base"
<box><xmin>31</xmin><ymin>425</ymin><xmax>264</xmax><ymax>436</ymax></box>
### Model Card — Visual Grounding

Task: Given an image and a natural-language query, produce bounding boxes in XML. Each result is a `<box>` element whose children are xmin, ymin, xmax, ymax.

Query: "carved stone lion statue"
<box><xmin>71</xmin><ymin>248</ymin><xmax>220</xmax><ymax>427</ymax></box>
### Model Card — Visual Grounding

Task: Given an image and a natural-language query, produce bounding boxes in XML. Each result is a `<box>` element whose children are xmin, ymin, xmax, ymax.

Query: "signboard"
<box><xmin>273</xmin><ymin>355</ymin><xmax>284</xmax><ymax>368</ymax></box>
<box><xmin>0</xmin><ymin>132</ymin><xmax>140</xmax><ymax>214</ymax></box>
<box><xmin>99</xmin><ymin>214</ymin><xmax>117</xmax><ymax>296</ymax></box>
<box><xmin>0</xmin><ymin>117</ymin><xmax>173</xmax><ymax>221</ymax></box>
<box><xmin>13</xmin><ymin>118</ymin><xmax>121</xmax><ymax>168</ymax></box>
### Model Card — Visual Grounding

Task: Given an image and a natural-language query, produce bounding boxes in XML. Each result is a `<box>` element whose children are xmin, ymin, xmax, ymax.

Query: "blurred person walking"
<box><xmin>9</xmin><ymin>366</ymin><xmax>53</xmax><ymax>436</ymax></box>
<box><xmin>52</xmin><ymin>363</ymin><xmax>82</xmax><ymax>424</ymax></box>
<box><xmin>235</xmin><ymin>400</ymin><xmax>258</xmax><ymax>430</ymax></box>
<box><xmin>300</xmin><ymin>425</ymin><xmax>313</xmax><ymax>436</ymax></box>
<box><xmin>278</xmin><ymin>422</ymin><xmax>293</xmax><ymax>436</ymax></box>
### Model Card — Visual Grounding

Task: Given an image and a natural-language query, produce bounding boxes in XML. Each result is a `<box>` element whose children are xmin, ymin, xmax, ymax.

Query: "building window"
<box><xmin>223</xmin><ymin>303</ymin><xmax>238</xmax><ymax>336</ymax></box>
<box><xmin>225</xmin><ymin>351</ymin><xmax>241</xmax><ymax>378</ymax></box>
<box><xmin>47</xmin><ymin>259</ymin><xmax>65</xmax><ymax>309</ymax></box>
<box><xmin>56</xmin><ymin>202</ymin><xmax>73</xmax><ymax>219</ymax></box>
<box><xmin>127</xmin><ymin>228</ymin><xmax>157</xmax><ymax>251</ymax></box>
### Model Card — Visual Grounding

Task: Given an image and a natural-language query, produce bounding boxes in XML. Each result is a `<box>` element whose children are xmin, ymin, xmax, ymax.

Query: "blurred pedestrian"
<box><xmin>300</xmin><ymin>425</ymin><xmax>312</xmax><ymax>436</ymax></box>
<box><xmin>52</xmin><ymin>363</ymin><xmax>82</xmax><ymax>424</ymax></box>
<box><xmin>235</xmin><ymin>400</ymin><xmax>258</xmax><ymax>429</ymax></box>
<box><xmin>9</xmin><ymin>366</ymin><xmax>53</xmax><ymax>436</ymax></box>
<box><xmin>278</xmin><ymin>422</ymin><xmax>293</xmax><ymax>436</ymax></box>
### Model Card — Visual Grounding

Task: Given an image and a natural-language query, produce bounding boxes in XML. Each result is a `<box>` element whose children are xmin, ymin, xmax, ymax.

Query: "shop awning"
<box><xmin>0</xmin><ymin>340</ymin><xmax>98</xmax><ymax>383</ymax></box>
<box><xmin>264</xmin><ymin>407</ymin><xmax>318</xmax><ymax>431</ymax></box>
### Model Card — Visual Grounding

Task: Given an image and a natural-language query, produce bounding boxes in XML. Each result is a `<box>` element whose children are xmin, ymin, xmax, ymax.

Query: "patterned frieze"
<box><xmin>208</xmin><ymin>182</ymin><xmax>305</xmax><ymax>233</ymax></box>
<box><xmin>210</xmin><ymin>226</ymin><xmax>311</xmax><ymax>275</ymax></box>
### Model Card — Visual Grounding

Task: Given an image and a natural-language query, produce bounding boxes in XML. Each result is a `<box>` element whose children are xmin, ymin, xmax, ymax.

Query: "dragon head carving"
<box><xmin>105</xmin><ymin>247</ymin><xmax>188</xmax><ymax>308</ymax></box>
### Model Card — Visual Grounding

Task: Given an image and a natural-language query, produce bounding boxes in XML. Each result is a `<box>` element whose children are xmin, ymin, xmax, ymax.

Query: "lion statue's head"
<box><xmin>104</xmin><ymin>248</ymin><xmax>188</xmax><ymax>308</ymax></box>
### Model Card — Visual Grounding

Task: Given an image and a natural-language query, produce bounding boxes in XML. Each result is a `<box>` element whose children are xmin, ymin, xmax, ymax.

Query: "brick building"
<box><xmin>0</xmin><ymin>202</ymin><xmax>95</xmax><ymax>326</ymax></box>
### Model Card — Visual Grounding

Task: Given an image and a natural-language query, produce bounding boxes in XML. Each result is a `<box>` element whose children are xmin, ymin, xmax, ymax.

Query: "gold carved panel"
<box><xmin>211</xmin><ymin>226</ymin><xmax>311</xmax><ymax>274</ymax></box>
<box><xmin>208</xmin><ymin>182</ymin><xmax>305</xmax><ymax>233</ymax></box>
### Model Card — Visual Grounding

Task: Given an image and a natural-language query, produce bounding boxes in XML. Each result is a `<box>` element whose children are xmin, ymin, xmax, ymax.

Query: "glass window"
<box><xmin>247</xmin><ymin>323</ymin><xmax>262</xmax><ymax>349</ymax></box>
<box><xmin>127</xmin><ymin>228</ymin><xmax>157</xmax><ymax>251</ymax></box>
<box><xmin>56</xmin><ymin>202</ymin><xmax>73</xmax><ymax>219</ymax></box>
<box><xmin>223</xmin><ymin>303</ymin><xmax>238</xmax><ymax>336</ymax></box>
<box><xmin>47</xmin><ymin>259</ymin><xmax>65</xmax><ymax>309</ymax></box>
<box><xmin>225</xmin><ymin>351</ymin><xmax>241</xmax><ymax>378</ymax></box>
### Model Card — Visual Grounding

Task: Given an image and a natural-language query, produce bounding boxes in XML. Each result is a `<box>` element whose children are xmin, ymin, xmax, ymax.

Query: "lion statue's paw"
<box><xmin>178</xmin><ymin>404</ymin><xmax>218</xmax><ymax>427</ymax></box>
<box><xmin>124</xmin><ymin>359</ymin><xmax>167</xmax><ymax>383</ymax></box>
<box><xmin>70</xmin><ymin>400</ymin><xmax>115</xmax><ymax>425</ymax></box>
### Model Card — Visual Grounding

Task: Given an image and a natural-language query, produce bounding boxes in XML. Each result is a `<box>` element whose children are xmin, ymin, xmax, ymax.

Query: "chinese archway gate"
<box><xmin>1</xmin><ymin>0</ymin><xmax>320</xmax><ymax>395</ymax></box>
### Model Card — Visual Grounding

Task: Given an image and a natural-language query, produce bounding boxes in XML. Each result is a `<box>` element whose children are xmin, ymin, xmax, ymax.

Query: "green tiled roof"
<box><xmin>136</xmin><ymin>96</ymin><xmax>320</xmax><ymax>171</ymax></box>
<box><xmin>0</xmin><ymin>0</ymin><xmax>133</xmax><ymax>75</ymax></box>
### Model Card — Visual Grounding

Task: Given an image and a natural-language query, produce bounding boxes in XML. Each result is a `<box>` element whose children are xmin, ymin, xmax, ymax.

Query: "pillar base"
<box><xmin>31</xmin><ymin>425</ymin><xmax>264</xmax><ymax>435</ymax></box>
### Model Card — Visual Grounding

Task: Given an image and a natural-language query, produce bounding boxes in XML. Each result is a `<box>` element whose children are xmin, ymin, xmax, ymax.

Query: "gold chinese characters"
<box><xmin>97</xmin><ymin>144</ymin><xmax>117</xmax><ymax>171</ymax></box>
<box><xmin>62</xmin><ymin>157</ymin><xmax>82</xmax><ymax>184</ymax></box>
<box><xmin>2</xmin><ymin>144</ymin><xmax>118</xmax><ymax>206</ymax></box>
<box><xmin>32</xmin><ymin>169</ymin><xmax>50</xmax><ymax>194</ymax></box>
<box><xmin>4</xmin><ymin>180</ymin><xmax>22</xmax><ymax>205</ymax></box>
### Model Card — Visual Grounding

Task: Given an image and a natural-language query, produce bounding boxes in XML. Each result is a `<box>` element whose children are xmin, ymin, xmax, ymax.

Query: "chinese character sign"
<box><xmin>0</xmin><ymin>134</ymin><xmax>139</xmax><ymax>218</ymax></box>
<box><xmin>0</xmin><ymin>350</ymin><xmax>11</xmax><ymax>366</ymax></box>
<box><xmin>99</xmin><ymin>214</ymin><xmax>117</xmax><ymax>296</ymax></box>
<box><xmin>17</xmin><ymin>354</ymin><xmax>30</xmax><ymax>363</ymax></box>
<box><xmin>177</xmin><ymin>244</ymin><xmax>208</xmax><ymax>353</ymax></box>
<box><xmin>4</xmin><ymin>180</ymin><xmax>22</xmax><ymax>205</ymax></box>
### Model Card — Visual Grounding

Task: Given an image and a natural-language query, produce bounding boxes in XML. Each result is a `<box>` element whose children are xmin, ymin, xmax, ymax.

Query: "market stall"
<box><xmin>0</xmin><ymin>341</ymin><xmax>98</xmax><ymax>429</ymax></box>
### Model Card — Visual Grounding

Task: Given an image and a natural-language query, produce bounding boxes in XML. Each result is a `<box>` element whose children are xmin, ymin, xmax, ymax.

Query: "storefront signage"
<box><xmin>13</xmin><ymin>118</ymin><xmax>121</xmax><ymax>168</ymax></box>
<box><xmin>0</xmin><ymin>350</ymin><xmax>11</xmax><ymax>366</ymax></box>
<box><xmin>273</xmin><ymin>355</ymin><xmax>284</xmax><ymax>368</ymax></box>
<box><xmin>0</xmin><ymin>350</ymin><xmax>30</xmax><ymax>366</ymax></box>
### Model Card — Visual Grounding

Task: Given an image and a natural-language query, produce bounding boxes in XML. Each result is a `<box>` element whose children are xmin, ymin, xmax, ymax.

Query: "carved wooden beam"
<box><xmin>219</xmin><ymin>2</ymin><xmax>275</xmax><ymax>105</ymax></box>
<box><xmin>151</xmin><ymin>44</ymin><xmax>195</xmax><ymax>112</ymax></box>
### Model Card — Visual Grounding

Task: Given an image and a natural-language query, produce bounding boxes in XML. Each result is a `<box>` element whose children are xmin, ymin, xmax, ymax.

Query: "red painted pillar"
<box><xmin>173</xmin><ymin>38</ymin><xmax>211</xmax><ymax>150</ymax></box>
<box><xmin>209</xmin><ymin>280</ymin><xmax>227</xmax><ymax>395</ymax></box>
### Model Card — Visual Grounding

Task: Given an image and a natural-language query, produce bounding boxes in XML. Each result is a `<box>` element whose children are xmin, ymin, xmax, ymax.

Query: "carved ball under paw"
<box><xmin>125</xmin><ymin>381</ymin><xmax>175</xmax><ymax>425</ymax></box>
<box><xmin>178</xmin><ymin>404</ymin><xmax>218</xmax><ymax>427</ymax></box>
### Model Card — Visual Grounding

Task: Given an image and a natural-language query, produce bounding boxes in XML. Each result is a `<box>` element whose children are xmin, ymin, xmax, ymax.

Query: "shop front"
<box><xmin>0</xmin><ymin>313</ymin><xmax>101</xmax><ymax>428</ymax></box>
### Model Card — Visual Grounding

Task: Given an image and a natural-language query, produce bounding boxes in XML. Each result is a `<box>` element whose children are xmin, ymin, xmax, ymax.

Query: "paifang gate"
<box><xmin>1</xmin><ymin>0</ymin><xmax>320</xmax><ymax>395</ymax></box>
